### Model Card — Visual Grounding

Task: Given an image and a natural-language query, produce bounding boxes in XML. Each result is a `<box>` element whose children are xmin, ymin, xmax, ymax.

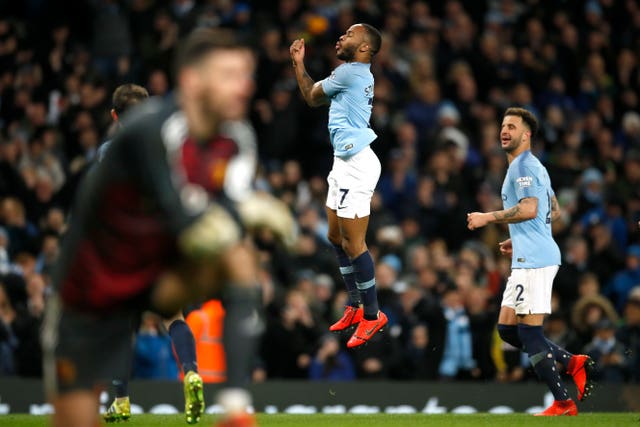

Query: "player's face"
<box><xmin>197</xmin><ymin>49</ymin><xmax>255</xmax><ymax>122</ymax></box>
<box><xmin>336</xmin><ymin>24</ymin><xmax>366</xmax><ymax>61</ymax></box>
<box><xmin>500</xmin><ymin>115</ymin><xmax>529</xmax><ymax>153</ymax></box>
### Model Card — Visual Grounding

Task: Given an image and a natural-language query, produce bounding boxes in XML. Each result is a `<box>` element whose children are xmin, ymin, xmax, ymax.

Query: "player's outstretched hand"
<box><xmin>179</xmin><ymin>203</ymin><xmax>241</xmax><ymax>258</ymax></box>
<box><xmin>290</xmin><ymin>38</ymin><xmax>306</xmax><ymax>66</ymax></box>
<box><xmin>237</xmin><ymin>191</ymin><xmax>298</xmax><ymax>249</ymax></box>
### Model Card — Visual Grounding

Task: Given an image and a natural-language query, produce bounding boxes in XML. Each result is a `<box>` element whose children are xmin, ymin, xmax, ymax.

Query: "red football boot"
<box><xmin>534</xmin><ymin>399</ymin><xmax>578</xmax><ymax>416</ymax></box>
<box><xmin>329</xmin><ymin>306</ymin><xmax>363</xmax><ymax>332</ymax></box>
<box><xmin>346</xmin><ymin>311</ymin><xmax>388</xmax><ymax>348</ymax></box>
<box><xmin>567</xmin><ymin>354</ymin><xmax>596</xmax><ymax>401</ymax></box>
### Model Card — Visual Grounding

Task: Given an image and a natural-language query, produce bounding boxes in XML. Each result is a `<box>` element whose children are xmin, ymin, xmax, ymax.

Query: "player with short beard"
<box><xmin>467</xmin><ymin>107</ymin><xmax>595</xmax><ymax>416</ymax></box>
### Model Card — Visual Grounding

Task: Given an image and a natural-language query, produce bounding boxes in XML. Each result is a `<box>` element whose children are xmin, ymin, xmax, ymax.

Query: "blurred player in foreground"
<box><xmin>43</xmin><ymin>28</ymin><xmax>294</xmax><ymax>427</ymax></box>
<box><xmin>290</xmin><ymin>23</ymin><xmax>387</xmax><ymax>348</ymax></box>
<box><xmin>467</xmin><ymin>107</ymin><xmax>595</xmax><ymax>416</ymax></box>
<box><xmin>97</xmin><ymin>84</ymin><xmax>205</xmax><ymax>424</ymax></box>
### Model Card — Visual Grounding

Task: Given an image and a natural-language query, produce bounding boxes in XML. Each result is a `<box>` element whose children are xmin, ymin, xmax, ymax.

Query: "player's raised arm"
<box><xmin>290</xmin><ymin>38</ymin><xmax>328</xmax><ymax>107</ymax></box>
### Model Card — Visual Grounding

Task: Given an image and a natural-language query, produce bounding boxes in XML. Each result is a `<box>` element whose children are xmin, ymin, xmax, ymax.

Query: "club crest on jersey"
<box><xmin>516</xmin><ymin>176</ymin><xmax>533</xmax><ymax>188</ymax></box>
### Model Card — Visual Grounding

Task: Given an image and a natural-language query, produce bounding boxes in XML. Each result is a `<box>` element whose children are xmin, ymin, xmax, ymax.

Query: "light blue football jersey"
<box><xmin>320</xmin><ymin>62</ymin><xmax>377</xmax><ymax>158</ymax></box>
<box><xmin>501</xmin><ymin>150</ymin><xmax>561</xmax><ymax>268</ymax></box>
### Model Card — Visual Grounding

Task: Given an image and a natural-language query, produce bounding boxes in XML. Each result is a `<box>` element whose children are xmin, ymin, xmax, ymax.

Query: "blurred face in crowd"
<box><xmin>500</xmin><ymin>115</ymin><xmax>530</xmax><ymax>154</ymax></box>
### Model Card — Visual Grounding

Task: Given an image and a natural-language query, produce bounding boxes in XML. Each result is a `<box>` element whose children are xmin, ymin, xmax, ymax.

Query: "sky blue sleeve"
<box><xmin>513</xmin><ymin>165</ymin><xmax>538</xmax><ymax>200</ymax></box>
<box><xmin>320</xmin><ymin>65</ymin><xmax>351</xmax><ymax>97</ymax></box>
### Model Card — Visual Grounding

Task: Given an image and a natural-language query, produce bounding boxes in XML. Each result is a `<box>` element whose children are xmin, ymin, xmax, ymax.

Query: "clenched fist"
<box><xmin>290</xmin><ymin>38</ymin><xmax>306</xmax><ymax>67</ymax></box>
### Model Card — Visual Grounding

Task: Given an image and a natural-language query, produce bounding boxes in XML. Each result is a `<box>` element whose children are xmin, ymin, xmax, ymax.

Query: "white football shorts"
<box><xmin>326</xmin><ymin>146</ymin><xmax>381</xmax><ymax>219</ymax></box>
<box><xmin>502</xmin><ymin>265</ymin><xmax>559</xmax><ymax>315</ymax></box>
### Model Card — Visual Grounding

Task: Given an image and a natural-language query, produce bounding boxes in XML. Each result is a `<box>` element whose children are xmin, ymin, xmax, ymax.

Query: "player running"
<box><xmin>467</xmin><ymin>107</ymin><xmax>595</xmax><ymax>416</ymax></box>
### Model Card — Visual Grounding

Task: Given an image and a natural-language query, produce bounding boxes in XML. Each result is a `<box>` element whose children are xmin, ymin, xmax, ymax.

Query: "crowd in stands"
<box><xmin>0</xmin><ymin>0</ymin><xmax>639</xmax><ymax>386</ymax></box>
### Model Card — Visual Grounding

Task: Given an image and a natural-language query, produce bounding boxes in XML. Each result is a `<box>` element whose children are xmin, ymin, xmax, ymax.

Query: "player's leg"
<box><xmin>216</xmin><ymin>241</ymin><xmax>261</xmax><ymax>426</ymax></box>
<box><xmin>103</xmin><ymin>379</ymin><xmax>131</xmax><ymax>423</ymax></box>
<box><xmin>326</xmin><ymin>206</ymin><xmax>363</xmax><ymax>331</ymax></box>
<box><xmin>514</xmin><ymin>267</ymin><xmax>577</xmax><ymax>416</ymax></box>
<box><xmin>43</xmin><ymin>296</ymin><xmax>134</xmax><ymax>427</ymax></box>
<box><xmin>498</xmin><ymin>275</ymin><xmax>586</xmax><ymax>370</ymax></box>
<box><xmin>499</xmin><ymin>270</ymin><xmax>594</xmax><ymax>402</ymax></box>
<box><xmin>163</xmin><ymin>312</ymin><xmax>198</xmax><ymax>375</ymax></box>
<box><xmin>162</xmin><ymin>311</ymin><xmax>202</xmax><ymax>425</ymax></box>
<box><xmin>332</xmin><ymin>148</ymin><xmax>385</xmax><ymax>348</ymax></box>
<box><xmin>340</xmin><ymin>214</ymin><xmax>388</xmax><ymax>348</ymax></box>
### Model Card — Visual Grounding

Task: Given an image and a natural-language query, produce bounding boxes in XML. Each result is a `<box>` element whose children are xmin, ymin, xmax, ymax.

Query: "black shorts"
<box><xmin>43</xmin><ymin>295</ymin><xmax>137</xmax><ymax>395</ymax></box>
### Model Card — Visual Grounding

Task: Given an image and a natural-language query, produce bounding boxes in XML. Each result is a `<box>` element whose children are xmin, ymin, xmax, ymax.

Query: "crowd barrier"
<box><xmin>1</xmin><ymin>379</ymin><xmax>638</xmax><ymax>415</ymax></box>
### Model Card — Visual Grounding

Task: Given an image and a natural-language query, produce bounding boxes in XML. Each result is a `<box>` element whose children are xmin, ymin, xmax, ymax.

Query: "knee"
<box><xmin>341</xmin><ymin>238</ymin><xmax>366</xmax><ymax>259</ymax></box>
<box><xmin>497</xmin><ymin>324</ymin><xmax>522</xmax><ymax>349</ymax></box>
<box><xmin>327</xmin><ymin>233</ymin><xmax>341</xmax><ymax>247</ymax></box>
<box><xmin>517</xmin><ymin>324</ymin><xmax>547</xmax><ymax>355</ymax></box>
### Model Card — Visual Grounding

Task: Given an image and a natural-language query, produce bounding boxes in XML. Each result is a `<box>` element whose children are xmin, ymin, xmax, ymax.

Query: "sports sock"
<box><xmin>168</xmin><ymin>319</ymin><xmax>198</xmax><ymax>374</ymax></box>
<box><xmin>332</xmin><ymin>244</ymin><xmax>361</xmax><ymax>307</ymax></box>
<box><xmin>223</xmin><ymin>286</ymin><xmax>263</xmax><ymax>387</ymax></box>
<box><xmin>112</xmin><ymin>379</ymin><xmax>129</xmax><ymax>398</ymax></box>
<box><xmin>351</xmin><ymin>251</ymin><xmax>379</xmax><ymax>320</ymax></box>
<box><xmin>498</xmin><ymin>323</ymin><xmax>573</xmax><ymax>368</ymax></box>
<box><xmin>518</xmin><ymin>324</ymin><xmax>569</xmax><ymax>401</ymax></box>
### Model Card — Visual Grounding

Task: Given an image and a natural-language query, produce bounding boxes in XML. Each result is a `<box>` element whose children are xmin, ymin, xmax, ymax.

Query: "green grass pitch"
<box><xmin>1</xmin><ymin>413</ymin><xmax>639</xmax><ymax>426</ymax></box>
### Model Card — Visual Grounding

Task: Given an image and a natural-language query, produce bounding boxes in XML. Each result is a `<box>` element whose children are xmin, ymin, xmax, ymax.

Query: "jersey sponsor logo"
<box><xmin>516</xmin><ymin>176</ymin><xmax>533</xmax><ymax>188</ymax></box>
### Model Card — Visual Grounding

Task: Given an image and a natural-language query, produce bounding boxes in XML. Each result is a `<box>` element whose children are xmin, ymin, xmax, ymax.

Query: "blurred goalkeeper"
<box><xmin>42</xmin><ymin>28</ymin><xmax>293</xmax><ymax>427</ymax></box>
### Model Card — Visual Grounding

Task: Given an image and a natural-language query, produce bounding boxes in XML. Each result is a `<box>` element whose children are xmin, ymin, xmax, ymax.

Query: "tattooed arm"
<box><xmin>467</xmin><ymin>197</ymin><xmax>538</xmax><ymax>230</ymax></box>
<box><xmin>290</xmin><ymin>38</ymin><xmax>328</xmax><ymax>107</ymax></box>
<box><xmin>550</xmin><ymin>195</ymin><xmax>562</xmax><ymax>222</ymax></box>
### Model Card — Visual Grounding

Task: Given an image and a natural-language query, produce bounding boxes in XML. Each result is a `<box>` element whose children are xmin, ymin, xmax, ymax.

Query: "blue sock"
<box><xmin>169</xmin><ymin>319</ymin><xmax>198</xmax><ymax>374</ymax></box>
<box><xmin>333</xmin><ymin>244</ymin><xmax>361</xmax><ymax>307</ymax></box>
<box><xmin>498</xmin><ymin>324</ymin><xmax>573</xmax><ymax>368</ymax></box>
<box><xmin>351</xmin><ymin>251</ymin><xmax>379</xmax><ymax>320</ymax></box>
<box><xmin>518</xmin><ymin>324</ymin><xmax>569</xmax><ymax>401</ymax></box>
<box><xmin>112</xmin><ymin>379</ymin><xmax>128</xmax><ymax>398</ymax></box>
<box><xmin>547</xmin><ymin>339</ymin><xmax>573</xmax><ymax>369</ymax></box>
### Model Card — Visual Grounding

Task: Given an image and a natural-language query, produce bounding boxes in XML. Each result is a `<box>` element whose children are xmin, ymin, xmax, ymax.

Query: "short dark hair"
<box><xmin>503</xmin><ymin>107</ymin><xmax>538</xmax><ymax>139</ymax></box>
<box><xmin>112</xmin><ymin>84</ymin><xmax>149</xmax><ymax>115</ymax></box>
<box><xmin>175</xmin><ymin>27</ymin><xmax>247</xmax><ymax>71</ymax></box>
<box><xmin>361</xmin><ymin>23</ymin><xmax>382</xmax><ymax>56</ymax></box>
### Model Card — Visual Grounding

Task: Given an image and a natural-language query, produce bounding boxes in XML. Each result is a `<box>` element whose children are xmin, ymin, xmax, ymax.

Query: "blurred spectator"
<box><xmin>604</xmin><ymin>245</ymin><xmax>640</xmax><ymax>313</ymax></box>
<box><xmin>398</xmin><ymin>322</ymin><xmax>439</xmax><ymax>380</ymax></box>
<box><xmin>554</xmin><ymin>235</ymin><xmax>590</xmax><ymax>310</ymax></box>
<box><xmin>617</xmin><ymin>291</ymin><xmax>640</xmax><ymax>383</ymax></box>
<box><xmin>308</xmin><ymin>333</ymin><xmax>356</xmax><ymax>381</ymax></box>
<box><xmin>0</xmin><ymin>281</ymin><xmax>17</xmax><ymax>375</ymax></box>
<box><xmin>571</xmin><ymin>294</ymin><xmax>620</xmax><ymax>349</ymax></box>
<box><xmin>583</xmin><ymin>319</ymin><xmax>626</xmax><ymax>383</ymax></box>
<box><xmin>438</xmin><ymin>287</ymin><xmax>478</xmax><ymax>380</ymax></box>
<box><xmin>261</xmin><ymin>289</ymin><xmax>322</xmax><ymax>379</ymax></box>
<box><xmin>132</xmin><ymin>312</ymin><xmax>179</xmax><ymax>380</ymax></box>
